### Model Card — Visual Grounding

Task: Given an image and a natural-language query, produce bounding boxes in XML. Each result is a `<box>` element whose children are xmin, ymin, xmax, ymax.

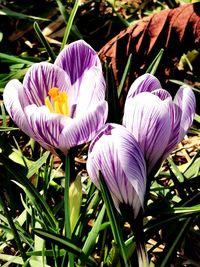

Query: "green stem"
<box><xmin>64</xmin><ymin>153</ymin><xmax>74</xmax><ymax>267</ymax></box>
<box><xmin>0</xmin><ymin>190</ymin><xmax>29</xmax><ymax>265</ymax></box>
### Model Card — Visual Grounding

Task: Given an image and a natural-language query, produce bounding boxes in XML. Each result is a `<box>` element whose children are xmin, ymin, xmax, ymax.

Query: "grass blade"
<box><xmin>27</xmin><ymin>151</ymin><xmax>50</xmax><ymax>178</ymax></box>
<box><xmin>169</xmin><ymin>79</ymin><xmax>200</xmax><ymax>94</ymax></box>
<box><xmin>99</xmin><ymin>172</ymin><xmax>129</xmax><ymax>267</ymax></box>
<box><xmin>33</xmin><ymin>229</ymin><xmax>97</xmax><ymax>266</ymax></box>
<box><xmin>80</xmin><ymin>204</ymin><xmax>106</xmax><ymax>265</ymax></box>
<box><xmin>168</xmin><ymin>157</ymin><xmax>185</xmax><ymax>183</ymax></box>
<box><xmin>0</xmin><ymin>7</ymin><xmax>49</xmax><ymax>21</ymax></box>
<box><xmin>160</xmin><ymin>218</ymin><xmax>191</xmax><ymax>267</ymax></box>
<box><xmin>118</xmin><ymin>53</ymin><xmax>133</xmax><ymax>98</ymax></box>
<box><xmin>0</xmin><ymin>191</ymin><xmax>28</xmax><ymax>264</ymax></box>
<box><xmin>0</xmin><ymin>53</ymin><xmax>35</xmax><ymax>65</ymax></box>
<box><xmin>34</xmin><ymin>22</ymin><xmax>56</xmax><ymax>62</ymax></box>
<box><xmin>146</xmin><ymin>48</ymin><xmax>164</xmax><ymax>75</ymax></box>
<box><xmin>0</xmin><ymin>154</ymin><xmax>58</xmax><ymax>229</ymax></box>
<box><xmin>60</xmin><ymin>0</ymin><xmax>80</xmax><ymax>51</ymax></box>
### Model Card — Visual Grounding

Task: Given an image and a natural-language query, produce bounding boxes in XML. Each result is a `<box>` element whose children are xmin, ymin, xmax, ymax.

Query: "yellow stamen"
<box><xmin>44</xmin><ymin>97</ymin><xmax>54</xmax><ymax>113</ymax></box>
<box><xmin>45</xmin><ymin>87</ymin><xmax>70</xmax><ymax>116</ymax></box>
<box><xmin>48</xmin><ymin>87</ymin><xmax>59</xmax><ymax>99</ymax></box>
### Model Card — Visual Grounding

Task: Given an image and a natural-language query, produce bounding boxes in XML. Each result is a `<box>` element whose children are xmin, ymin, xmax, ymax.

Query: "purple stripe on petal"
<box><xmin>3</xmin><ymin>79</ymin><xmax>33</xmax><ymax>137</ymax></box>
<box><xmin>55</xmin><ymin>40</ymin><xmax>102</xmax><ymax>86</ymax></box>
<box><xmin>59</xmin><ymin>100</ymin><xmax>108</xmax><ymax>153</ymax></box>
<box><xmin>162</xmin><ymin>102</ymin><xmax>182</xmax><ymax>161</ymax></box>
<box><xmin>24</xmin><ymin>105</ymin><xmax>69</xmax><ymax>154</ymax></box>
<box><xmin>151</xmin><ymin>89</ymin><xmax>172</xmax><ymax>100</ymax></box>
<box><xmin>123</xmin><ymin>92</ymin><xmax>171</xmax><ymax>174</ymax></box>
<box><xmin>87</xmin><ymin>123</ymin><xmax>146</xmax><ymax>218</ymax></box>
<box><xmin>174</xmin><ymin>85</ymin><xmax>196</xmax><ymax>142</ymax></box>
<box><xmin>126</xmin><ymin>73</ymin><xmax>162</xmax><ymax>99</ymax></box>
<box><xmin>22</xmin><ymin>62</ymin><xmax>71</xmax><ymax>107</ymax></box>
<box><xmin>74</xmin><ymin>67</ymin><xmax>106</xmax><ymax>117</ymax></box>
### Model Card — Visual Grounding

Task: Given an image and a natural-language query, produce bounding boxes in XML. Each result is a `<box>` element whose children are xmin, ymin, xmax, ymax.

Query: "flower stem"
<box><xmin>63</xmin><ymin>152</ymin><xmax>74</xmax><ymax>267</ymax></box>
<box><xmin>122</xmin><ymin>206</ymin><xmax>149</xmax><ymax>267</ymax></box>
<box><xmin>0</xmin><ymin>190</ymin><xmax>29</xmax><ymax>265</ymax></box>
<box><xmin>132</xmin><ymin>209</ymin><xmax>149</xmax><ymax>267</ymax></box>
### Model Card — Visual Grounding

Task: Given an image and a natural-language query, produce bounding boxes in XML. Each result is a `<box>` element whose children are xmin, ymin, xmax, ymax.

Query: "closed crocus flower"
<box><xmin>87</xmin><ymin>123</ymin><xmax>147</xmax><ymax>218</ymax></box>
<box><xmin>123</xmin><ymin>73</ymin><xmax>196</xmax><ymax>176</ymax></box>
<box><xmin>3</xmin><ymin>40</ymin><xmax>108</xmax><ymax>155</ymax></box>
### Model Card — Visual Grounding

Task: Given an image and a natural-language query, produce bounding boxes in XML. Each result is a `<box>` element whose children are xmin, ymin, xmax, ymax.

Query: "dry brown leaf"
<box><xmin>98</xmin><ymin>3</ymin><xmax>200</xmax><ymax>93</ymax></box>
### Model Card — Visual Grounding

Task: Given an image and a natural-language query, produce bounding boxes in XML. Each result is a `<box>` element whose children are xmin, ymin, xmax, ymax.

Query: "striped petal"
<box><xmin>126</xmin><ymin>73</ymin><xmax>162</xmax><ymax>99</ymax></box>
<box><xmin>3</xmin><ymin>79</ymin><xmax>33</xmax><ymax>137</ymax></box>
<box><xmin>55</xmin><ymin>40</ymin><xmax>102</xmax><ymax>87</ymax></box>
<box><xmin>174</xmin><ymin>85</ymin><xmax>196</xmax><ymax>142</ymax></box>
<box><xmin>151</xmin><ymin>88</ymin><xmax>171</xmax><ymax>100</ymax></box>
<box><xmin>22</xmin><ymin>62</ymin><xmax>71</xmax><ymax>107</ymax></box>
<box><xmin>74</xmin><ymin>67</ymin><xmax>106</xmax><ymax>117</ymax></box>
<box><xmin>162</xmin><ymin>102</ymin><xmax>182</xmax><ymax>160</ymax></box>
<box><xmin>123</xmin><ymin>92</ymin><xmax>171</xmax><ymax>174</ymax></box>
<box><xmin>24</xmin><ymin>104</ymin><xmax>72</xmax><ymax>154</ymax></box>
<box><xmin>87</xmin><ymin>123</ymin><xmax>146</xmax><ymax>218</ymax></box>
<box><xmin>59</xmin><ymin>100</ymin><xmax>108</xmax><ymax>154</ymax></box>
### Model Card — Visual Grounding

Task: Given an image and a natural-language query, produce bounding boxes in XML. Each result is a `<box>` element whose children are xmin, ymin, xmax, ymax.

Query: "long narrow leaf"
<box><xmin>80</xmin><ymin>204</ymin><xmax>106</xmax><ymax>265</ymax></box>
<box><xmin>168</xmin><ymin>157</ymin><xmax>185</xmax><ymax>183</ymax></box>
<box><xmin>55</xmin><ymin>0</ymin><xmax>82</xmax><ymax>49</ymax></box>
<box><xmin>99</xmin><ymin>172</ymin><xmax>129</xmax><ymax>267</ymax></box>
<box><xmin>146</xmin><ymin>48</ymin><xmax>164</xmax><ymax>75</ymax></box>
<box><xmin>0</xmin><ymin>191</ymin><xmax>28</xmax><ymax>264</ymax></box>
<box><xmin>27</xmin><ymin>151</ymin><xmax>50</xmax><ymax>178</ymax></box>
<box><xmin>34</xmin><ymin>22</ymin><xmax>56</xmax><ymax>62</ymax></box>
<box><xmin>33</xmin><ymin>229</ymin><xmax>97</xmax><ymax>266</ymax></box>
<box><xmin>0</xmin><ymin>126</ymin><xmax>19</xmax><ymax>132</ymax></box>
<box><xmin>0</xmin><ymin>7</ymin><xmax>49</xmax><ymax>21</ymax></box>
<box><xmin>0</xmin><ymin>53</ymin><xmax>35</xmax><ymax>65</ymax></box>
<box><xmin>60</xmin><ymin>0</ymin><xmax>80</xmax><ymax>51</ymax></box>
<box><xmin>118</xmin><ymin>53</ymin><xmax>133</xmax><ymax>98</ymax></box>
<box><xmin>0</xmin><ymin>154</ymin><xmax>58</xmax><ymax>229</ymax></box>
<box><xmin>160</xmin><ymin>218</ymin><xmax>191</xmax><ymax>267</ymax></box>
<box><xmin>169</xmin><ymin>79</ymin><xmax>200</xmax><ymax>94</ymax></box>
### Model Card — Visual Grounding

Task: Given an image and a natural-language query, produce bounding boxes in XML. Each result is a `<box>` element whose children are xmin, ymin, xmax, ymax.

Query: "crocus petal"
<box><xmin>59</xmin><ymin>100</ymin><xmax>108</xmax><ymax>154</ymax></box>
<box><xmin>174</xmin><ymin>85</ymin><xmax>196</xmax><ymax>142</ymax></box>
<box><xmin>3</xmin><ymin>79</ymin><xmax>33</xmax><ymax>137</ymax></box>
<box><xmin>55</xmin><ymin>40</ymin><xmax>102</xmax><ymax>86</ymax></box>
<box><xmin>22</xmin><ymin>62</ymin><xmax>71</xmax><ymax>107</ymax></box>
<box><xmin>74</xmin><ymin>67</ymin><xmax>106</xmax><ymax>117</ymax></box>
<box><xmin>87</xmin><ymin>123</ymin><xmax>146</xmax><ymax>218</ymax></box>
<box><xmin>24</xmin><ymin>104</ymin><xmax>71</xmax><ymax>154</ymax></box>
<box><xmin>161</xmin><ymin>103</ymin><xmax>182</xmax><ymax>161</ymax></box>
<box><xmin>126</xmin><ymin>73</ymin><xmax>162</xmax><ymax>99</ymax></box>
<box><xmin>151</xmin><ymin>89</ymin><xmax>172</xmax><ymax>100</ymax></box>
<box><xmin>123</xmin><ymin>92</ymin><xmax>171</xmax><ymax>174</ymax></box>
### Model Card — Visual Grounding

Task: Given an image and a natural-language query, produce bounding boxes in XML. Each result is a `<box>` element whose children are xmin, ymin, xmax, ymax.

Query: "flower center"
<box><xmin>45</xmin><ymin>87</ymin><xmax>69</xmax><ymax>116</ymax></box>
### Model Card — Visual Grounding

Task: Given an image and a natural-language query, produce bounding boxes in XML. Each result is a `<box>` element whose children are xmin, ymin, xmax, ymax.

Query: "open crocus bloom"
<box><xmin>123</xmin><ymin>73</ymin><xmax>196</xmax><ymax>176</ymax></box>
<box><xmin>87</xmin><ymin>123</ymin><xmax>147</xmax><ymax>218</ymax></box>
<box><xmin>3</xmin><ymin>40</ymin><xmax>108</xmax><ymax>155</ymax></box>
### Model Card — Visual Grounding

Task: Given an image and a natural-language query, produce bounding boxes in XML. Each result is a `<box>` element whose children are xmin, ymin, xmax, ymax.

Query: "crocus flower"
<box><xmin>87</xmin><ymin>123</ymin><xmax>147</xmax><ymax>218</ymax></box>
<box><xmin>123</xmin><ymin>73</ymin><xmax>196</xmax><ymax>176</ymax></box>
<box><xmin>3</xmin><ymin>40</ymin><xmax>108</xmax><ymax>155</ymax></box>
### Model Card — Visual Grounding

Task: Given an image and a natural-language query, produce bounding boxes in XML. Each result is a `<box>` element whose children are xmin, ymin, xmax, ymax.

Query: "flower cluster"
<box><xmin>87</xmin><ymin>73</ymin><xmax>196</xmax><ymax>217</ymax></box>
<box><xmin>3</xmin><ymin>41</ymin><xmax>196</xmax><ymax>219</ymax></box>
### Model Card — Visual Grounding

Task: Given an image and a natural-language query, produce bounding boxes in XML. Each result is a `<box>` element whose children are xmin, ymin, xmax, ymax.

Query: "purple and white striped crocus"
<box><xmin>123</xmin><ymin>73</ymin><xmax>196</xmax><ymax>176</ymax></box>
<box><xmin>87</xmin><ymin>123</ymin><xmax>147</xmax><ymax>218</ymax></box>
<box><xmin>3</xmin><ymin>40</ymin><xmax>108</xmax><ymax>155</ymax></box>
